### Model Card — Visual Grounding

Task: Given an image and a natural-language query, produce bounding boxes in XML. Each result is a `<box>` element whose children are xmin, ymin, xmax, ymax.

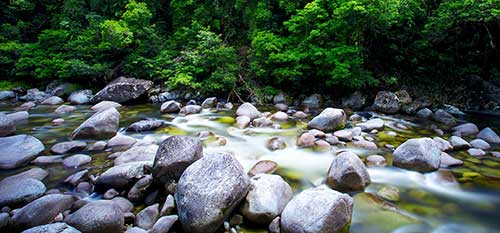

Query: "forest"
<box><xmin>1</xmin><ymin>0</ymin><xmax>499</xmax><ymax>101</ymax></box>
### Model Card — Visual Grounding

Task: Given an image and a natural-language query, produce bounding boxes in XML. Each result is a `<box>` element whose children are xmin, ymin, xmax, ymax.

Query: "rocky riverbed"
<box><xmin>0</xmin><ymin>79</ymin><xmax>500</xmax><ymax>233</ymax></box>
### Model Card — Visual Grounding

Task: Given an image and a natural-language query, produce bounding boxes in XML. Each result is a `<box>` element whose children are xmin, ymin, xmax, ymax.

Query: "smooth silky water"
<box><xmin>1</xmin><ymin>101</ymin><xmax>499</xmax><ymax>233</ymax></box>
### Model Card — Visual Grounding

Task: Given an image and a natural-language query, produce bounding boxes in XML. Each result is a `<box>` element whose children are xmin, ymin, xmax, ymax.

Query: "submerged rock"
<box><xmin>0</xmin><ymin>134</ymin><xmax>45</xmax><ymax>169</ymax></box>
<box><xmin>11</xmin><ymin>194</ymin><xmax>74</xmax><ymax>230</ymax></box>
<box><xmin>280</xmin><ymin>185</ymin><xmax>353</xmax><ymax>233</ymax></box>
<box><xmin>326</xmin><ymin>151</ymin><xmax>371</xmax><ymax>192</ymax></box>
<box><xmin>307</xmin><ymin>108</ymin><xmax>346</xmax><ymax>132</ymax></box>
<box><xmin>477</xmin><ymin>127</ymin><xmax>500</xmax><ymax>144</ymax></box>
<box><xmin>71</xmin><ymin>107</ymin><xmax>120</xmax><ymax>140</ymax></box>
<box><xmin>175</xmin><ymin>152</ymin><xmax>249</xmax><ymax>233</ymax></box>
<box><xmin>0</xmin><ymin>113</ymin><xmax>15</xmax><ymax>136</ymax></box>
<box><xmin>392</xmin><ymin>138</ymin><xmax>441</xmax><ymax>172</ymax></box>
<box><xmin>373</xmin><ymin>91</ymin><xmax>400</xmax><ymax>113</ymax></box>
<box><xmin>91</xmin><ymin>77</ymin><xmax>153</xmax><ymax>103</ymax></box>
<box><xmin>0</xmin><ymin>178</ymin><xmax>46</xmax><ymax>206</ymax></box>
<box><xmin>65</xmin><ymin>200</ymin><xmax>124</xmax><ymax>233</ymax></box>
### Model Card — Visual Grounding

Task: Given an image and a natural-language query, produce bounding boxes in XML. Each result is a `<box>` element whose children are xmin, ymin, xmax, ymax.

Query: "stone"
<box><xmin>2</xmin><ymin>167</ymin><xmax>48</xmax><ymax>182</ymax></box>
<box><xmin>248</xmin><ymin>160</ymin><xmax>278</xmax><ymax>177</ymax></box>
<box><xmin>135</xmin><ymin>204</ymin><xmax>159</xmax><ymax>230</ymax></box>
<box><xmin>149</xmin><ymin>215</ymin><xmax>178</xmax><ymax>233</ymax></box>
<box><xmin>252</xmin><ymin>117</ymin><xmax>272</xmax><ymax>127</ymax></box>
<box><xmin>32</xmin><ymin>155</ymin><xmax>63</xmax><ymax>165</ymax></box>
<box><xmin>307</xmin><ymin>108</ymin><xmax>346</xmax><ymax>132</ymax></box>
<box><xmin>266</xmin><ymin>137</ymin><xmax>286</xmax><ymax>151</ymax></box>
<box><xmin>46</xmin><ymin>82</ymin><xmax>72</xmax><ymax>97</ymax></box>
<box><xmin>452</xmin><ymin>123</ymin><xmax>479</xmax><ymax>137</ymax></box>
<box><xmin>352</xmin><ymin>139</ymin><xmax>378</xmax><ymax>150</ymax></box>
<box><xmin>270</xmin><ymin>111</ymin><xmax>288</xmax><ymax>122</ymax></box>
<box><xmin>64</xmin><ymin>170</ymin><xmax>89</xmax><ymax>186</ymax></box>
<box><xmin>242</xmin><ymin>174</ymin><xmax>293</xmax><ymax>224</ymax></box>
<box><xmin>392</xmin><ymin>138</ymin><xmax>441</xmax><ymax>172</ymax></box>
<box><xmin>103</xmin><ymin>189</ymin><xmax>119</xmax><ymax>199</ymax></box>
<box><xmin>15</xmin><ymin>101</ymin><xmax>36</xmax><ymax>111</ymax></box>
<box><xmin>224</xmin><ymin>102</ymin><xmax>233</xmax><ymax>109</ymax></box>
<box><xmin>301</xmin><ymin>94</ymin><xmax>322</xmax><ymax>111</ymax></box>
<box><xmin>325</xmin><ymin>134</ymin><xmax>339</xmax><ymax>145</ymax></box>
<box><xmin>65</xmin><ymin>200</ymin><xmax>124</xmax><ymax>233</ymax></box>
<box><xmin>0</xmin><ymin>178</ymin><xmax>46</xmax><ymax>206</ymax></box>
<box><xmin>41</xmin><ymin>96</ymin><xmax>64</xmax><ymax>105</ymax></box>
<box><xmin>280</xmin><ymin>185</ymin><xmax>353</xmax><ymax>233</ymax></box>
<box><xmin>91</xmin><ymin>101</ymin><xmax>122</xmax><ymax>112</ymax></box>
<box><xmin>20</xmin><ymin>89</ymin><xmax>50</xmax><ymax>103</ymax></box>
<box><xmin>22</xmin><ymin>223</ymin><xmax>80</xmax><ymax>233</ymax></box>
<box><xmin>153</xmin><ymin>136</ymin><xmax>203</xmax><ymax>184</ymax></box>
<box><xmin>334</xmin><ymin>129</ymin><xmax>353</xmax><ymax>141</ymax></box>
<box><xmin>11</xmin><ymin>194</ymin><xmax>74</xmax><ymax>230</ymax></box>
<box><xmin>91</xmin><ymin>77</ymin><xmax>153</xmax><ymax>103</ymax></box>
<box><xmin>51</xmin><ymin>141</ymin><xmax>87</xmax><ymax>154</ymax></box>
<box><xmin>433</xmin><ymin>137</ymin><xmax>453</xmax><ymax>151</ymax></box>
<box><xmin>470</xmin><ymin>139</ymin><xmax>490</xmax><ymax>150</ymax></box>
<box><xmin>0</xmin><ymin>135</ymin><xmax>45</xmax><ymax>169</ymax></box>
<box><xmin>52</xmin><ymin>118</ymin><xmax>65</xmax><ymax>124</ymax></box>
<box><xmin>125</xmin><ymin>227</ymin><xmax>147</xmax><ymax>233</ymax></box>
<box><xmin>87</xmin><ymin>141</ymin><xmax>107</xmax><ymax>151</ymax></box>
<box><xmin>236</xmin><ymin>116</ymin><xmax>251</xmax><ymax>128</ymax></box>
<box><xmin>69</xmin><ymin>90</ymin><xmax>93</xmax><ymax>105</ymax></box>
<box><xmin>0</xmin><ymin>90</ymin><xmax>16</xmax><ymax>100</ymax></box>
<box><xmin>467</xmin><ymin>148</ymin><xmax>486</xmax><ymax>157</ymax></box>
<box><xmin>373</xmin><ymin>91</ymin><xmax>400</xmax><ymax>113</ymax></box>
<box><xmin>127</xmin><ymin>175</ymin><xmax>153</xmax><ymax>201</ymax></box>
<box><xmin>107</xmin><ymin>134</ymin><xmax>137</xmax><ymax>148</ymax></box>
<box><xmin>448</xmin><ymin>136</ymin><xmax>470</xmax><ymax>150</ymax></box>
<box><xmin>7</xmin><ymin>111</ymin><xmax>29</xmax><ymax>122</ymax></box>
<box><xmin>180</xmin><ymin>105</ymin><xmax>202</xmax><ymax>115</ymax></box>
<box><xmin>356</xmin><ymin>118</ymin><xmax>385</xmax><ymax>131</ymax></box>
<box><xmin>440</xmin><ymin>152</ymin><xmax>463</xmax><ymax>167</ymax></box>
<box><xmin>71</xmin><ymin>107</ymin><xmax>120</xmax><ymax>140</ymax></box>
<box><xmin>111</xmin><ymin>197</ymin><xmax>134</xmax><ymax>213</ymax></box>
<box><xmin>416</xmin><ymin>108</ymin><xmax>433</xmax><ymax>119</ymax></box>
<box><xmin>175</xmin><ymin>152</ymin><xmax>249</xmax><ymax>233</ymax></box>
<box><xmin>274</xmin><ymin>103</ymin><xmax>288</xmax><ymax>111</ymax></box>
<box><xmin>160</xmin><ymin>101</ymin><xmax>181</xmax><ymax>113</ymax></box>
<box><xmin>273</xmin><ymin>93</ymin><xmax>289</xmax><ymax>105</ymax></box>
<box><xmin>297</xmin><ymin>132</ymin><xmax>315</xmax><ymax>148</ymax></box>
<box><xmin>114</xmin><ymin>145</ymin><xmax>158</xmax><ymax>166</ymax></box>
<box><xmin>342</xmin><ymin>91</ymin><xmax>366</xmax><ymax>110</ymax></box>
<box><xmin>160</xmin><ymin>195</ymin><xmax>175</xmax><ymax>216</ymax></box>
<box><xmin>366</xmin><ymin>155</ymin><xmax>386</xmax><ymax>167</ymax></box>
<box><xmin>236</xmin><ymin>103</ymin><xmax>261</xmax><ymax>120</ymax></box>
<box><xmin>95</xmin><ymin>161</ymin><xmax>150</xmax><ymax>190</ymax></box>
<box><xmin>201</xmin><ymin>97</ymin><xmax>217</xmax><ymax>108</ymax></box>
<box><xmin>432</xmin><ymin>109</ymin><xmax>457</xmax><ymax>126</ymax></box>
<box><xmin>293</xmin><ymin>111</ymin><xmax>307</xmax><ymax>119</ymax></box>
<box><xmin>0</xmin><ymin>113</ymin><xmax>15</xmax><ymax>136</ymax></box>
<box><xmin>127</xmin><ymin>119</ymin><xmax>164</xmax><ymax>132</ymax></box>
<box><xmin>62</xmin><ymin>154</ymin><xmax>92</xmax><ymax>168</ymax></box>
<box><xmin>326</xmin><ymin>151</ymin><xmax>371</xmax><ymax>192</ymax></box>
<box><xmin>54</xmin><ymin>105</ymin><xmax>76</xmax><ymax>114</ymax></box>
<box><xmin>477</xmin><ymin>127</ymin><xmax>500</xmax><ymax>144</ymax></box>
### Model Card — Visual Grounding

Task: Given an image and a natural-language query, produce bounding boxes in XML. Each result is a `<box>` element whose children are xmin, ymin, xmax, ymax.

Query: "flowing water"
<box><xmin>1</xmin><ymin>101</ymin><xmax>500</xmax><ymax>233</ymax></box>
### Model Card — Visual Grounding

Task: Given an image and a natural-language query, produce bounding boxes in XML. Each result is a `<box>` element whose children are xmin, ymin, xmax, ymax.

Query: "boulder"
<box><xmin>153</xmin><ymin>136</ymin><xmax>203</xmax><ymax>184</ymax></box>
<box><xmin>160</xmin><ymin>101</ymin><xmax>181</xmax><ymax>113</ymax></box>
<box><xmin>356</xmin><ymin>118</ymin><xmax>384</xmax><ymax>131</ymax></box>
<box><xmin>135</xmin><ymin>204</ymin><xmax>159</xmax><ymax>230</ymax></box>
<box><xmin>448</xmin><ymin>136</ymin><xmax>470</xmax><ymax>150</ymax></box>
<box><xmin>0</xmin><ymin>135</ymin><xmax>45</xmax><ymax>169</ymax></box>
<box><xmin>71</xmin><ymin>107</ymin><xmax>120</xmax><ymax>140</ymax></box>
<box><xmin>114</xmin><ymin>145</ymin><xmax>158</xmax><ymax>166</ymax></box>
<box><xmin>452</xmin><ymin>123</ymin><xmax>479</xmax><ymax>137</ymax></box>
<box><xmin>301</xmin><ymin>94</ymin><xmax>322</xmax><ymax>111</ymax></box>
<box><xmin>432</xmin><ymin>109</ymin><xmax>457</xmax><ymax>126</ymax></box>
<box><xmin>32</xmin><ymin>155</ymin><xmax>63</xmax><ymax>165</ymax></box>
<box><xmin>0</xmin><ymin>113</ymin><xmax>16</xmax><ymax>136</ymax></box>
<box><xmin>366</xmin><ymin>155</ymin><xmax>386</xmax><ymax>167</ymax></box>
<box><xmin>293</xmin><ymin>111</ymin><xmax>308</xmax><ymax>119</ymax></box>
<box><xmin>51</xmin><ymin>141</ymin><xmax>87</xmax><ymax>154</ymax></box>
<box><xmin>69</xmin><ymin>90</ymin><xmax>93</xmax><ymax>105</ymax></box>
<box><xmin>180</xmin><ymin>105</ymin><xmax>202</xmax><ymax>115</ymax></box>
<box><xmin>297</xmin><ymin>132</ymin><xmax>315</xmax><ymax>148</ymax></box>
<box><xmin>149</xmin><ymin>215</ymin><xmax>178</xmax><ymax>233</ymax></box>
<box><xmin>236</xmin><ymin>103</ymin><xmax>261</xmax><ymax>120</ymax></box>
<box><xmin>62</xmin><ymin>154</ymin><xmax>92</xmax><ymax>168</ymax></box>
<box><xmin>440</xmin><ymin>152</ymin><xmax>463</xmax><ymax>167</ymax></box>
<box><xmin>467</xmin><ymin>148</ymin><xmax>486</xmax><ymax>157</ymax></box>
<box><xmin>127</xmin><ymin>119</ymin><xmax>165</xmax><ymax>132</ymax></box>
<box><xmin>326</xmin><ymin>151</ymin><xmax>371</xmax><ymax>192</ymax></box>
<box><xmin>2</xmin><ymin>167</ymin><xmax>48</xmax><ymax>182</ymax></box>
<box><xmin>270</xmin><ymin>111</ymin><xmax>288</xmax><ymax>122</ymax></box>
<box><xmin>46</xmin><ymin>82</ymin><xmax>72</xmax><ymax>97</ymax></box>
<box><xmin>241</xmin><ymin>174</ymin><xmax>293</xmax><ymax>224</ymax></box>
<box><xmin>248</xmin><ymin>160</ymin><xmax>278</xmax><ymax>177</ymax></box>
<box><xmin>273</xmin><ymin>93</ymin><xmax>289</xmax><ymax>105</ymax></box>
<box><xmin>107</xmin><ymin>134</ymin><xmax>137</xmax><ymax>148</ymax></box>
<box><xmin>433</xmin><ymin>137</ymin><xmax>453</xmax><ymax>151</ymax></box>
<box><xmin>7</xmin><ymin>111</ymin><xmax>29</xmax><ymax>122</ymax></box>
<box><xmin>175</xmin><ymin>152</ymin><xmax>249</xmax><ymax>233</ymax></box>
<box><xmin>0</xmin><ymin>178</ymin><xmax>46</xmax><ymax>206</ymax></box>
<box><xmin>22</xmin><ymin>223</ymin><xmax>81</xmax><ymax>233</ymax></box>
<box><xmin>41</xmin><ymin>96</ymin><xmax>64</xmax><ymax>105</ymax></box>
<box><xmin>87</xmin><ymin>141</ymin><xmax>107</xmax><ymax>151</ymax></box>
<box><xmin>392</xmin><ymin>138</ymin><xmax>441</xmax><ymax>172</ymax></box>
<box><xmin>477</xmin><ymin>127</ymin><xmax>500</xmax><ymax>144</ymax></box>
<box><xmin>15</xmin><ymin>101</ymin><xmax>36</xmax><ymax>111</ymax></box>
<box><xmin>20</xmin><ymin>89</ymin><xmax>50</xmax><ymax>103</ymax></box>
<box><xmin>11</xmin><ymin>194</ymin><xmax>74</xmax><ymax>230</ymax></box>
<box><xmin>201</xmin><ymin>97</ymin><xmax>217</xmax><ymax>108</ymax></box>
<box><xmin>416</xmin><ymin>108</ymin><xmax>433</xmax><ymax>119</ymax></box>
<box><xmin>342</xmin><ymin>91</ymin><xmax>366</xmax><ymax>110</ymax></box>
<box><xmin>65</xmin><ymin>200</ymin><xmax>124</xmax><ymax>233</ymax></box>
<box><xmin>0</xmin><ymin>90</ymin><xmax>16</xmax><ymax>100</ymax></box>
<box><xmin>54</xmin><ymin>105</ymin><xmax>76</xmax><ymax>114</ymax></box>
<box><xmin>373</xmin><ymin>91</ymin><xmax>400</xmax><ymax>113</ymax></box>
<box><xmin>90</xmin><ymin>77</ymin><xmax>153</xmax><ymax>103</ymax></box>
<box><xmin>111</xmin><ymin>197</ymin><xmax>134</xmax><ymax>213</ymax></box>
<box><xmin>252</xmin><ymin>117</ymin><xmax>272</xmax><ymax>127</ymax></box>
<box><xmin>160</xmin><ymin>195</ymin><xmax>175</xmax><ymax>216</ymax></box>
<box><xmin>91</xmin><ymin>101</ymin><xmax>121</xmax><ymax>112</ymax></box>
<box><xmin>470</xmin><ymin>139</ymin><xmax>490</xmax><ymax>150</ymax></box>
<box><xmin>236</xmin><ymin>116</ymin><xmax>251</xmax><ymax>128</ymax></box>
<box><xmin>95</xmin><ymin>162</ymin><xmax>150</xmax><ymax>190</ymax></box>
<box><xmin>274</xmin><ymin>103</ymin><xmax>288</xmax><ymax>111</ymax></box>
<box><xmin>128</xmin><ymin>175</ymin><xmax>153</xmax><ymax>201</ymax></box>
<box><xmin>307</xmin><ymin>108</ymin><xmax>346</xmax><ymax>132</ymax></box>
<box><xmin>334</xmin><ymin>129</ymin><xmax>353</xmax><ymax>141</ymax></box>
<box><xmin>280</xmin><ymin>185</ymin><xmax>353</xmax><ymax>233</ymax></box>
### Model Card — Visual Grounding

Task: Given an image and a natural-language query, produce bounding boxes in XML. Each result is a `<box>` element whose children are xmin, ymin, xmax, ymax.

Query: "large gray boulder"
<box><xmin>0</xmin><ymin>134</ymin><xmax>45</xmax><ymax>169</ymax></box>
<box><xmin>7</xmin><ymin>111</ymin><xmax>29</xmax><ymax>122</ymax></box>
<box><xmin>153</xmin><ymin>136</ymin><xmax>203</xmax><ymax>184</ymax></box>
<box><xmin>280</xmin><ymin>185</ymin><xmax>354</xmax><ymax>233</ymax></box>
<box><xmin>69</xmin><ymin>90</ymin><xmax>93</xmax><ymax>105</ymax></box>
<box><xmin>236</xmin><ymin>103</ymin><xmax>261</xmax><ymax>120</ymax></box>
<box><xmin>373</xmin><ymin>91</ymin><xmax>400</xmax><ymax>113</ymax></box>
<box><xmin>51</xmin><ymin>141</ymin><xmax>87</xmax><ymax>154</ymax></box>
<box><xmin>95</xmin><ymin>161</ymin><xmax>150</xmax><ymax>190</ymax></box>
<box><xmin>0</xmin><ymin>90</ymin><xmax>16</xmax><ymax>100</ymax></box>
<box><xmin>241</xmin><ymin>174</ymin><xmax>293</xmax><ymax>224</ymax></box>
<box><xmin>452</xmin><ymin>123</ymin><xmax>479</xmax><ymax>137</ymax></box>
<box><xmin>0</xmin><ymin>178</ymin><xmax>46</xmax><ymax>206</ymax></box>
<box><xmin>175</xmin><ymin>152</ymin><xmax>249</xmax><ymax>233</ymax></box>
<box><xmin>307</xmin><ymin>108</ymin><xmax>346</xmax><ymax>132</ymax></box>
<box><xmin>0</xmin><ymin>113</ymin><xmax>15</xmax><ymax>136</ymax></box>
<box><xmin>11</xmin><ymin>194</ymin><xmax>75</xmax><ymax>230</ymax></box>
<box><xmin>477</xmin><ymin>127</ymin><xmax>500</xmax><ymax>144</ymax></box>
<box><xmin>22</xmin><ymin>223</ymin><xmax>81</xmax><ymax>233</ymax></box>
<box><xmin>65</xmin><ymin>200</ymin><xmax>124</xmax><ymax>233</ymax></box>
<box><xmin>326</xmin><ymin>151</ymin><xmax>371</xmax><ymax>192</ymax></box>
<box><xmin>90</xmin><ymin>77</ymin><xmax>154</xmax><ymax>104</ymax></box>
<box><xmin>71</xmin><ymin>107</ymin><xmax>120</xmax><ymax>140</ymax></box>
<box><xmin>393</xmin><ymin>138</ymin><xmax>441</xmax><ymax>172</ymax></box>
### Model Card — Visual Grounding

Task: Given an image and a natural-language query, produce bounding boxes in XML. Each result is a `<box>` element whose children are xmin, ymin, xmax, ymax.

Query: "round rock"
<box><xmin>326</xmin><ymin>151</ymin><xmax>371</xmax><ymax>192</ymax></box>
<box><xmin>392</xmin><ymin>138</ymin><xmax>441</xmax><ymax>172</ymax></box>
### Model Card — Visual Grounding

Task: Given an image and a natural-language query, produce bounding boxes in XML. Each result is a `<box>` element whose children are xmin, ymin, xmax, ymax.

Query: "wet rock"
<box><xmin>314</xmin><ymin>139</ymin><xmax>331</xmax><ymax>149</ymax></box>
<box><xmin>266</xmin><ymin>137</ymin><xmax>286</xmax><ymax>151</ymax></box>
<box><xmin>393</xmin><ymin>138</ymin><xmax>441</xmax><ymax>172</ymax></box>
<box><xmin>432</xmin><ymin>109</ymin><xmax>457</xmax><ymax>126</ymax></box>
<box><xmin>180</xmin><ymin>105</ymin><xmax>202</xmax><ymax>115</ymax></box>
<box><xmin>223</xmin><ymin>102</ymin><xmax>233</xmax><ymax>110</ymax></box>
<box><xmin>186</xmin><ymin>99</ymin><xmax>197</xmax><ymax>105</ymax></box>
<box><xmin>280</xmin><ymin>185</ymin><xmax>353</xmax><ymax>233</ymax></box>
<box><xmin>373</xmin><ymin>91</ymin><xmax>400</xmax><ymax>113</ymax></box>
<box><xmin>160</xmin><ymin>101</ymin><xmax>181</xmax><ymax>113</ymax></box>
<box><xmin>15</xmin><ymin>101</ymin><xmax>36</xmax><ymax>111</ymax></box>
<box><xmin>111</xmin><ymin>197</ymin><xmax>134</xmax><ymax>213</ymax></box>
<box><xmin>491</xmin><ymin>151</ymin><xmax>500</xmax><ymax>158</ymax></box>
<box><xmin>273</xmin><ymin>93</ymin><xmax>289</xmax><ymax>105</ymax></box>
<box><xmin>103</xmin><ymin>189</ymin><xmax>119</xmax><ymax>199</ymax></box>
<box><xmin>153</xmin><ymin>136</ymin><xmax>203</xmax><ymax>184</ymax></box>
<box><xmin>65</xmin><ymin>200</ymin><xmax>124</xmax><ymax>233</ymax></box>
<box><xmin>107</xmin><ymin>134</ymin><xmax>137</xmax><ymax>148</ymax></box>
<box><xmin>71</xmin><ymin>107</ymin><xmax>120</xmax><ymax>140</ymax></box>
<box><xmin>452</xmin><ymin>123</ymin><xmax>479</xmax><ymax>137</ymax></box>
<box><xmin>377</xmin><ymin>186</ymin><xmax>400</xmax><ymax>202</ymax></box>
<box><xmin>69</xmin><ymin>90</ymin><xmax>93</xmax><ymax>105</ymax></box>
<box><xmin>76</xmin><ymin>182</ymin><xmax>93</xmax><ymax>194</ymax></box>
<box><xmin>126</xmin><ymin>119</ymin><xmax>164</xmax><ymax>132</ymax></box>
<box><xmin>95</xmin><ymin>161</ymin><xmax>150</xmax><ymax>190</ymax></box>
<box><xmin>326</xmin><ymin>151</ymin><xmax>371</xmax><ymax>192</ymax></box>
<box><xmin>248</xmin><ymin>160</ymin><xmax>278</xmax><ymax>177</ymax></box>
<box><xmin>301</xmin><ymin>94</ymin><xmax>322</xmax><ymax>111</ymax></box>
<box><xmin>297</xmin><ymin>132</ymin><xmax>315</xmax><ymax>148</ymax></box>
<box><xmin>440</xmin><ymin>152</ymin><xmax>463</xmax><ymax>167</ymax></box>
<box><xmin>175</xmin><ymin>152</ymin><xmax>249</xmax><ymax>233</ymax></box>
<box><xmin>268</xmin><ymin>217</ymin><xmax>280</xmax><ymax>233</ymax></box>
<box><xmin>356</xmin><ymin>118</ymin><xmax>385</xmax><ymax>131</ymax></box>
<box><xmin>236</xmin><ymin>116</ymin><xmax>251</xmax><ymax>128</ymax></box>
<box><xmin>0</xmin><ymin>90</ymin><xmax>16</xmax><ymax>100</ymax></box>
<box><xmin>7</xmin><ymin>111</ymin><xmax>29</xmax><ymax>122</ymax></box>
<box><xmin>160</xmin><ymin>195</ymin><xmax>175</xmax><ymax>216</ymax></box>
<box><xmin>51</xmin><ymin>141</ymin><xmax>87</xmax><ymax>154</ymax></box>
<box><xmin>46</xmin><ymin>82</ymin><xmax>72</xmax><ymax>97</ymax></box>
<box><xmin>114</xmin><ymin>145</ymin><xmax>158</xmax><ymax>166</ymax></box>
<box><xmin>252</xmin><ymin>117</ymin><xmax>273</xmax><ymax>127</ymax></box>
<box><xmin>293</xmin><ymin>111</ymin><xmax>307</xmax><ymax>119</ymax></box>
<box><xmin>352</xmin><ymin>138</ymin><xmax>378</xmax><ymax>150</ymax></box>
<box><xmin>274</xmin><ymin>103</ymin><xmax>288</xmax><ymax>111</ymax></box>
<box><xmin>127</xmin><ymin>175</ymin><xmax>153</xmax><ymax>201</ymax></box>
<box><xmin>448</xmin><ymin>136</ymin><xmax>470</xmax><ymax>150</ymax></box>
<box><xmin>325</xmin><ymin>134</ymin><xmax>339</xmax><ymax>145</ymax></box>
<box><xmin>0</xmin><ymin>213</ymin><xmax>9</xmax><ymax>229</ymax></box>
<box><xmin>443</xmin><ymin>104</ymin><xmax>464</xmax><ymax>115</ymax></box>
<box><xmin>11</xmin><ymin>194</ymin><xmax>74</xmax><ymax>230</ymax></box>
<box><xmin>467</xmin><ymin>148</ymin><xmax>486</xmax><ymax>157</ymax></box>
<box><xmin>242</xmin><ymin>174</ymin><xmax>293</xmax><ymax>224</ymax></box>
<box><xmin>201</xmin><ymin>97</ymin><xmax>217</xmax><ymax>108</ymax></box>
<box><xmin>0</xmin><ymin>113</ymin><xmax>15</xmax><ymax>136</ymax></box>
<box><xmin>150</xmin><ymin>215</ymin><xmax>178</xmax><ymax>233</ymax></box>
<box><xmin>342</xmin><ymin>91</ymin><xmax>366</xmax><ymax>110</ymax></box>
<box><xmin>41</xmin><ymin>96</ymin><xmax>64</xmax><ymax>105</ymax></box>
<box><xmin>236</xmin><ymin>103</ymin><xmax>261</xmax><ymax>120</ymax></box>
<box><xmin>270</xmin><ymin>111</ymin><xmax>288</xmax><ymax>122</ymax></box>
<box><xmin>416</xmin><ymin>108</ymin><xmax>433</xmax><ymax>119</ymax></box>
<box><xmin>32</xmin><ymin>155</ymin><xmax>63</xmax><ymax>165</ymax></box>
<box><xmin>22</xmin><ymin>223</ymin><xmax>80</xmax><ymax>233</ymax></box>
<box><xmin>91</xmin><ymin>101</ymin><xmax>122</xmax><ymax>112</ymax></box>
<box><xmin>366</xmin><ymin>155</ymin><xmax>386</xmax><ymax>167</ymax></box>
<box><xmin>91</xmin><ymin>77</ymin><xmax>153</xmax><ymax>104</ymax></box>
<box><xmin>2</xmin><ymin>167</ymin><xmax>48</xmax><ymax>182</ymax></box>
<box><xmin>477</xmin><ymin>127</ymin><xmax>500</xmax><ymax>144</ymax></box>
<box><xmin>54</xmin><ymin>105</ymin><xmax>76</xmax><ymax>114</ymax></box>
<box><xmin>470</xmin><ymin>139</ymin><xmax>490</xmax><ymax>150</ymax></box>
<box><xmin>0</xmin><ymin>178</ymin><xmax>46</xmax><ymax>206</ymax></box>
<box><xmin>307</xmin><ymin>108</ymin><xmax>346</xmax><ymax>132</ymax></box>
<box><xmin>136</xmin><ymin>204</ymin><xmax>159</xmax><ymax>230</ymax></box>
<box><xmin>433</xmin><ymin>137</ymin><xmax>453</xmax><ymax>151</ymax></box>
<box><xmin>86</xmin><ymin>141</ymin><xmax>107</xmax><ymax>151</ymax></box>
<box><xmin>334</xmin><ymin>129</ymin><xmax>353</xmax><ymax>141</ymax></box>
<box><xmin>20</xmin><ymin>89</ymin><xmax>50</xmax><ymax>103</ymax></box>
<box><xmin>64</xmin><ymin>170</ymin><xmax>89</xmax><ymax>186</ymax></box>
<box><xmin>0</xmin><ymin>134</ymin><xmax>45</xmax><ymax>169</ymax></box>
<box><xmin>62</xmin><ymin>154</ymin><xmax>92</xmax><ymax>168</ymax></box>
<box><xmin>125</xmin><ymin>227</ymin><xmax>147</xmax><ymax>233</ymax></box>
